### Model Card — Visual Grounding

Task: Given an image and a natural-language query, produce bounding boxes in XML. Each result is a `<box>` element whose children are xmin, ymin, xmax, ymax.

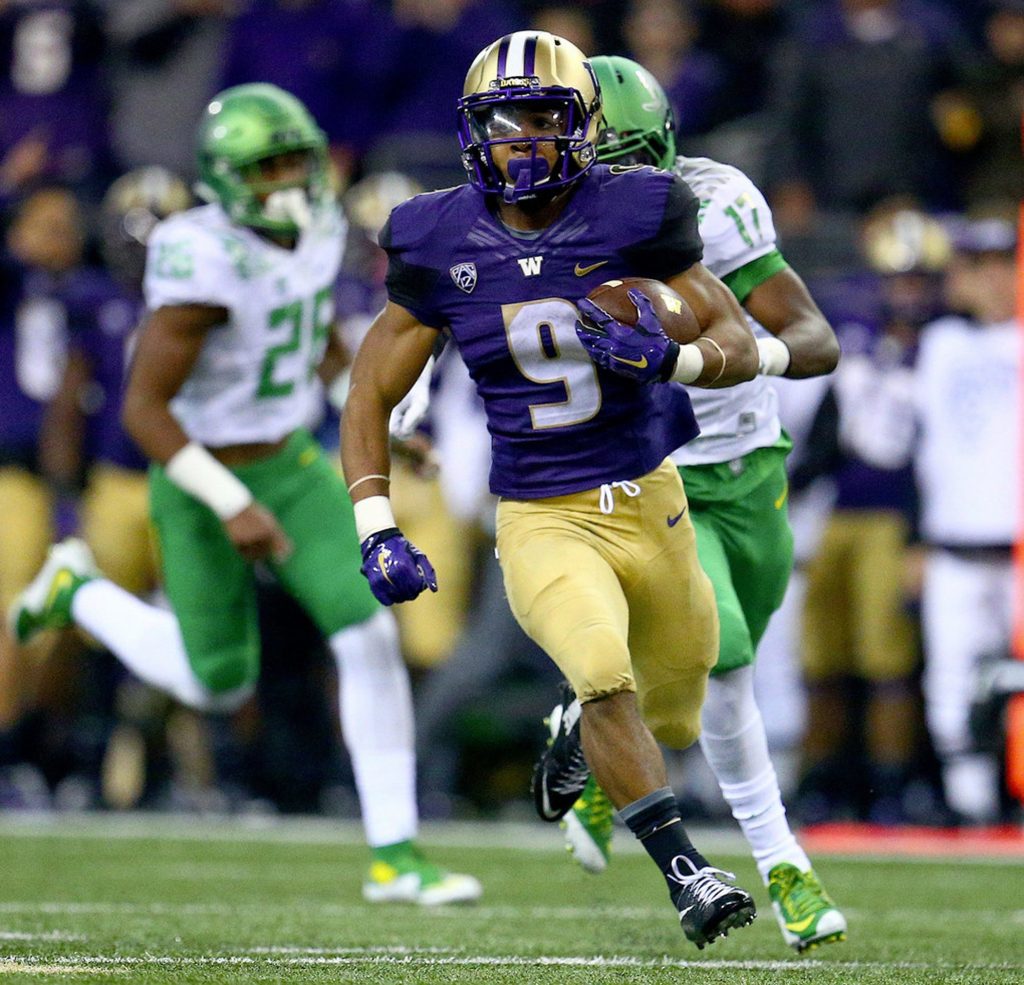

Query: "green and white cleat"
<box><xmin>768</xmin><ymin>863</ymin><xmax>847</xmax><ymax>953</ymax></box>
<box><xmin>563</xmin><ymin>775</ymin><xmax>615</xmax><ymax>873</ymax></box>
<box><xmin>7</xmin><ymin>538</ymin><xmax>98</xmax><ymax>645</ymax></box>
<box><xmin>363</xmin><ymin>842</ymin><xmax>482</xmax><ymax>906</ymax></box>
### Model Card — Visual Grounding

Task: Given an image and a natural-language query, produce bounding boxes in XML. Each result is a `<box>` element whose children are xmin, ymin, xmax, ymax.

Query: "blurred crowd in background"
<box><xmin>0</xmin><ymin>0</ymin><xmax>1021</xmax><ymax>829</ymax></box>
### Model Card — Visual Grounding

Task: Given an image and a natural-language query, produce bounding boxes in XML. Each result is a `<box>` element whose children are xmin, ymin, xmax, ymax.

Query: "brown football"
<box><xmin>585</xmin><ymin>277</ymin><xmax>700</xmax><ymax>344</ymax></box>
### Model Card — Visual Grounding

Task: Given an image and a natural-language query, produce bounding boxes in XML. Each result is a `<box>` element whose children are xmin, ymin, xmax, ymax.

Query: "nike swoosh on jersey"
<box><xmin>610</xmin><ymin>353</ymin><xmax>648</xmax><ymax>369</ymax></box>
<box><xmin>574</xmin><ymin>260</ymin><xmax>609</xmax><ymax>276</ymax></box>
<box><xmin>667</xmin><ymin>506</ymin><xmax>687</xmax><ymax>527</ymax></box>
<box><xmin>774</xmin><ymin>479</ymin><xmax>789</xmax><ymax>510</ymax></box>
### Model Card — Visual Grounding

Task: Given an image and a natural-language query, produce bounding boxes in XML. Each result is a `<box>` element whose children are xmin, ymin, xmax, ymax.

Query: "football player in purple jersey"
<box><xmin>342</xmin><ymin>31</ymin><xmax>761</xmax><ymax>948</ymax></box>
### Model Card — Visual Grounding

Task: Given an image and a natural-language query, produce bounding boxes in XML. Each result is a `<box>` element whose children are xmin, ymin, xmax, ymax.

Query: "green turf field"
<box><xmin>0</xmin><ymin>816</ymin><xmax>1020</xmax><ymax>984</ymax></box>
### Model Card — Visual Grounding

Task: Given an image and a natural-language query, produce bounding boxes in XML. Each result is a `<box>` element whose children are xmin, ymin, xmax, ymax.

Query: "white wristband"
<box><xmin>669</xmin><ymin>343</ymin><xmax>705</xmax><ymax>384</ymax></box>
<box><xmin>164</xmin><ymin>442</ymin><xmax>254</xmax><ymax>521</ymax></box>
<box><xmin>757</xmin><ymin>336</ymin><xmax>791</xmax><ymax>376</ymax></box>
<box><xmin>353</xmin><ymin>495</ymin><xmax>397</xmax><ymax>542</ymax></box>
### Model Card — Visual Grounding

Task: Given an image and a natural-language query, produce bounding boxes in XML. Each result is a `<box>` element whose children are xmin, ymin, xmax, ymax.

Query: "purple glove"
<box><xmin>360</xmin><ymin>528</ymin><xmax>438</xmax><ymax>605</ymax></box>
<box><xmin>576</xmin><ymin>289</ymin><xmax>680</xmax><ymax>384</ymax></box>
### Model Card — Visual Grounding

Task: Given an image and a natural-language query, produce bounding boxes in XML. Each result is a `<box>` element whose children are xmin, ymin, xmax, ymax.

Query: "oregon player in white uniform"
<box><xmin>535</xmin><ymin>57</ymin><xmax>846</xmax><ymax>952</ymax></box>
<box><xmin>9</xmin><ymin>84</ymin><xmax>479</xmax><ymax>906</ymax></box>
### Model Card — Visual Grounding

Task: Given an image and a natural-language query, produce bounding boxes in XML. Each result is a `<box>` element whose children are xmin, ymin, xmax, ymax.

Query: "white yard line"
<box><xmin>0</xmin><ymin>932</ymin><xmax>82</xmax><ymax>942</ymax></box>
<box><xmin>0</xmin><ymin>952</ymin><xmax>1022</xmax><ymax>972</ymax></box>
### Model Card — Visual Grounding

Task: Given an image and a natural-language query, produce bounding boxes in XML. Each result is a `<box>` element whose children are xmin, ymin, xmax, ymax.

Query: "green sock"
<box><xmin>371</xmin><ymin>839</ymin><xmax>415</xmax><ymax>863</ymax></box>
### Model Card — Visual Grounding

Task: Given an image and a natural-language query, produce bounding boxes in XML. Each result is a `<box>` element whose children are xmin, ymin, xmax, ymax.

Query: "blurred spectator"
<box><xmin>529</xmin><ymin>4</ymin><xmax>596</xmax><ymax>55</ymax></box>
<box><xmin>915</xmin><ymin>217</ymin><xmax>1019</xmax><ymax>823</ymax></box>
<box><xmin>764</xmin><ymin>0</ymin><xmax>973</xmax><ymax>233</ymax></box>
<box><xmin>221</xmin><ymin>0</ymin><xmax>397</xmax><ymax>187</ymax></box>
<box><xmin>0</xmin><ymin>183</ymin><xmax>82</xmax><ymax>806</ymax></box>
<box><xmin>934</xmin><ymin>0</ymin><xmax>1024</xmax><ymax>209</ymax></box>
<box><xmin>622</xmin><ymin>0</ymin><xmax>726</xmax><ymax>139</ymax></box>
<box><xmin>363</xmin><ymin>0</ymin><xmax>522</xmax><ymax>188</ymax></box>
<box><xmin>0</xmin><ymin>1</ymin><xmax>110</xmax><ymax>202</ymax></box>
<box><xmin>697</xmin><ymin>0</ymin><xmax>788</xmax><ymax>122</ymax></box>
<box><xmin>99</xmin><ymin>1</ymin><xmax>236</xmax><ymax>182</ymax></box>
<box><xmin>797</xmin><ymin>209</ymin><xmax>951</xmax><ymax>825</ymax></box>
<box><xmin>521</xmin><ymin>0</ymin><xmax>622</xmax><ymax>51</ymax></box>
<box><xmin>45</xmin><ymin>169</ymin><xmax>195</xmax><ymax>807</ymax></box>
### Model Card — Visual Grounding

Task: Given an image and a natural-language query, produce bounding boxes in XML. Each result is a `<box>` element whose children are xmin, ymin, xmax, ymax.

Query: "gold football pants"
<box><xmin>496</xmin><ymin>459</ymin><xmax>718</xmax><ymax>749</ymax></box>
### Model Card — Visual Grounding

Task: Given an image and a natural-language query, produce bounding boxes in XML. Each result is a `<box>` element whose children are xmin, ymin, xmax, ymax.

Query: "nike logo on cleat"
<box><xmin>611</xmin><ymin>354</ymin><xmax>648</xmax><ymax>369</ymax></box>
<box><xmin>667</xmin><ymin>506</ymin><xmax>687</xmax><ymax>527</ymax></box>
<box><xmin>574</xmin><ymin>260</ymin><xmax>609</xmax><ymax>276</ymax></box>
<box><xmin>786</xmin><ymin>916</ymin><xmax>818</xmax><ymax>933</ymax></box>
<box><xmin>45</xmin><ymin>569</ymin><xmax>74</xmax><ymax>609</ymax></box>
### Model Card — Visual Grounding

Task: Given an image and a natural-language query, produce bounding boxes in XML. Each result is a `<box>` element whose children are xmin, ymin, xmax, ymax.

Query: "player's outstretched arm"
<box><xmin>666</xmin><ymin>263</ymin><xmax>759</xmax><ymax>388</ymax></box>
<box><xmin>341</xmin><ymin>301</ymin><xmax>439</xmax><ymax>606</ymax></box>
<box><xmin>742</xmin><ymin>267</ymin><xmax>840</xmax><ymax>379</ymax></box>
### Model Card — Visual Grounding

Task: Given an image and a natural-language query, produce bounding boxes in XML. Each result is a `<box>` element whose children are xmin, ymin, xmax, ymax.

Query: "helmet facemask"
<box><xmin>233</xmin><ymin>148</ymin><xmax>327</xmax><ymax>233</ymax></box>
<box><xmin>596</xmin><ymin>122</ymin><xmax>675</xmax><ymax>170</ymax></box>
<box><xmin>458</xmin><ymin>33</ymin><xmax>601</xmax><ymax>204</ymax></box>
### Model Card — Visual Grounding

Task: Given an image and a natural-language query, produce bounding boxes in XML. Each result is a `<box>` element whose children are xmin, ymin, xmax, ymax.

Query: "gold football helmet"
<box><xmin>458</xmin><ymin>31</ymin><xmax>602</xmax><ymax>203</ymax></box>
<box><xmin>100</xmin><ymin>166</ymin><xmax>192</xmax><ymax>288</ymax></box>
<box><xmin>862</xmin><ymin>209</ymin><xmax>951</xmax><ymax>275</ymax></box>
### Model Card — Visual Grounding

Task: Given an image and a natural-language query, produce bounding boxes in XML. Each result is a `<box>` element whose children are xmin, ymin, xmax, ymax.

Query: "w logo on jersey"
<box><xmin>517</xmin><ymin>256</ymin><xmax>543</xmax><ymax>276</ymax></box>
<box><xmin>450</xmin><ymin>262</ymin><xmax>477</xmax><ymax>294</ymax></box>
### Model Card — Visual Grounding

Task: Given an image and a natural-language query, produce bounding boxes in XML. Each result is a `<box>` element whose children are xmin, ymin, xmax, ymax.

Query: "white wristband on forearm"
<box><xmin>354</xmin><ymin>495</ymin><xmax>397</xmax><ymax>542</ymax></box>
<box><xmin>164</xmin><ymin>442</ymin><xmax>254</xmax><ymax>521</ymax></box>
<box><xmin>757</xmin><ymin>336</ymin><xmax>791</xmax><ymax>376</ymax></box>
<box><xmin>669</xmin><ymin>343</ymin><xmax>705</xmax><ymax>385</ymax></box>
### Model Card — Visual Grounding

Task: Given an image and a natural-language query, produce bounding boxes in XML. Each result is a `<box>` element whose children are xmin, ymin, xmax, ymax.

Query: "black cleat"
<box><xmin>669</xmin><ymin>857</ymin><xmax>757</xmax><ymax>949</ymax></box>
<box><xmin>531</xmin><ymin>682</ymin><xmax>589</xmax><ymax>822</ymax></box>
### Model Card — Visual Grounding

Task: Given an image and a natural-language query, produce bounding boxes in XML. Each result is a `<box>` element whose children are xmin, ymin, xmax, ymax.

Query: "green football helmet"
<box><xmin>195</xmin><ymin>83</ymin><xmax>329</xmax><ymax>235</ymax></box>
<box><xmin>590</xmin><ymin>56</ymin><xmax>677</xmax><ymax>170</ymax></box>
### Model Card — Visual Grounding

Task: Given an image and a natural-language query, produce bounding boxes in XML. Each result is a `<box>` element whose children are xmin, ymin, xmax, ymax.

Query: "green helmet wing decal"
<box><xmin>591</xmin><ymin>56</ymin><xmax>677</xmax><ymax>171</ymax></box>
<box><xmin>196</xmin><ymin>83</ymin><xmax>330</xmax><ymax>235</ymax></box>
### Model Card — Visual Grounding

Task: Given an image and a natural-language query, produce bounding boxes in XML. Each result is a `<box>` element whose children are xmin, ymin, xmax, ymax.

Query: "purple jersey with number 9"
<box><xmin>381</xmin><ymin>165</ymin><xmax>705</xmax><ymax>499</ymax></box>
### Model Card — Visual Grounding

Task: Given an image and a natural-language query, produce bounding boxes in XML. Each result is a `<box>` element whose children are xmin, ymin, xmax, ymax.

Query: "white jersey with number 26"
<box><xmin>671</xmin><ymin>156</ymin><xmax>783</xmax><ymax>466</ymax></box>
<box><xmin>144</xmin><ymin>202</ymin><xmax>344</xmax><ymax>447</ymax></box>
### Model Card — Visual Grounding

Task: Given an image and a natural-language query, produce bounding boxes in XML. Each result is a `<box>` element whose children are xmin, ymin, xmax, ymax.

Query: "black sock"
<box><xmin>620</xmin><ymin>787</ymin><xmax>708</xmax><ymax>896</ymax></box>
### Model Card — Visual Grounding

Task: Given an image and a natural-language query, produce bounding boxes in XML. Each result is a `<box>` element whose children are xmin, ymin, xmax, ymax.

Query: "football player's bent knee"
<box><xmin>649</xmin><ymin>717</ymin><xmax>701</xmax><ymax>750</ymax></box>
<box><xmin>642</xmin><ymin>683</ymin><xmax>704</xmax><ymax>749</ymax></box>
